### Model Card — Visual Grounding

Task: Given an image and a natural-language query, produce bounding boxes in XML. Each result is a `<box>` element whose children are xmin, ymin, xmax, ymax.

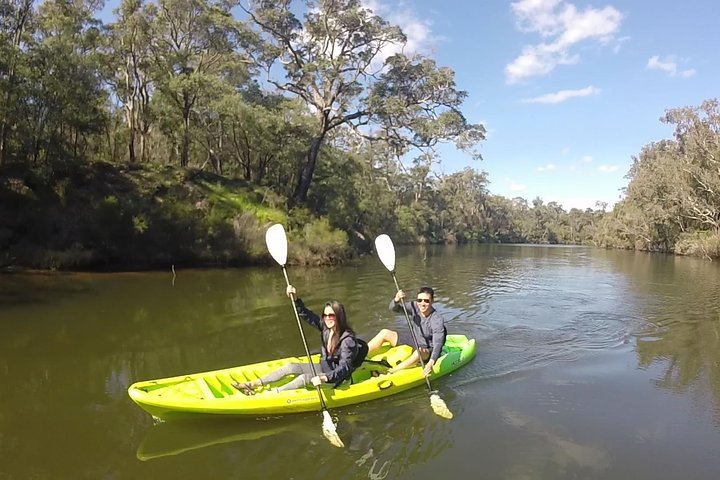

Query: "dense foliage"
<box><xmin>595</xmin><ymin>100</ymin><xmax>720</xmax><ymax>259</ymax></box>
<box><xmin>1</xmin><ymin>1</ymin><xmax>718</xmax><ymax>269</ymax></box>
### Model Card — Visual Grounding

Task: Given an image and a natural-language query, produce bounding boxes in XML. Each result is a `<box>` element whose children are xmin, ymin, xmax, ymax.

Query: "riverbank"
<box><xmin>0</xmin><ymin>162</ymin><xmax>352</xmax><ymax>271</ymax></box>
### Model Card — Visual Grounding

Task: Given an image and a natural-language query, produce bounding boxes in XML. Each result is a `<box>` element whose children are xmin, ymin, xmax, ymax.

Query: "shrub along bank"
<box><xmin>0</xmin><ymin>162</ymin><xmax>351</xmax><ymax>271</ymax></box>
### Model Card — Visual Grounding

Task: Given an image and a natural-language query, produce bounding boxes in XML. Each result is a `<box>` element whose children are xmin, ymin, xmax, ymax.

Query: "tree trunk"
<box><xmin>181</xmin><ymin>91</ymin><xmax>191</xmax><ymax>167</ymax></box>
<box><xmin>0</xmin><ymin>122</ymin><xmax>7</xmax><ymax>168</ymax></box>
<box><xmin>292</xmin><ymin>134</ymin><xmax>325</xmax><ymax>205</ymax></box>
<box><xmin>181</xmin><ymin>115</ymin><xmax>190</xmax><ymax>167</ymax></box>
<box><xmin>139</xmin><ymin>132</ymin><xmax>147</xmax><ymax>162</ymax></box>
<box><xmin>123</xmin><ymin>55</ymin><xmax>137</xmax><ymax>164</ymax></box>
<box><xmin>128</xmin><ymin>130</ymin><xmax>136</xmax><ymax>164</ymax></box>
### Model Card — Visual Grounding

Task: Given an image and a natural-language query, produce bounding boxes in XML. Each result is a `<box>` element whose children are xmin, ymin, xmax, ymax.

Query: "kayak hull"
<box><xmin>128</xmin><ymin>334</ymin><xmax>476</xmax><ymax>420</ymax></box>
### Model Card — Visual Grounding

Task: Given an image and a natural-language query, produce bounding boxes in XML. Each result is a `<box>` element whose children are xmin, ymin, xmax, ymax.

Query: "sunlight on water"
<box><xmin>389</xmin><ymin>245</ymin><xmax>645</xmax><ymax>384</ymax></box>
<box><xmin>2</xmin><ymin>246</ymin><xmax>720</xmax><ymax>479</ymax></box>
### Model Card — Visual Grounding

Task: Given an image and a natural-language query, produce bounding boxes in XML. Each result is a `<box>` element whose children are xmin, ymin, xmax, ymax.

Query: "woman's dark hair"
<box><xmin>326</xmin><ymin>300</ymin><xmax>353</xmax><ymax>334</ymax></box>
<box><xmin>325</xmin><ymin>300</ymin><xmax>355</xmax><ymax>352</ymax></box>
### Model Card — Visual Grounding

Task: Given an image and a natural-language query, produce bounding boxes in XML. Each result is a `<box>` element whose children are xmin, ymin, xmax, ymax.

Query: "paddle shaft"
<box><xmin>391</xmin><ymin>273</ymin><xmax>436</xmax><ymax>393</ymax></box>
<box><xmin>281</xmin><ymin>267</ymin><xmax>331</xmax><ymax>412</ymax></box>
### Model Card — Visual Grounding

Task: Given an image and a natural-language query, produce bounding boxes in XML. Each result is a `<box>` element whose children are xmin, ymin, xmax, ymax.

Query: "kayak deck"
<box><xmin>128</xmin><ymin>334</ymin><xmax>476</xmax><ymax>420</ymax></box>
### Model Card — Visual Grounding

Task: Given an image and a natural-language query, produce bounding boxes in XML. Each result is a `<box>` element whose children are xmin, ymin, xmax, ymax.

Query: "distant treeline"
<box><xmin>1</xmin><ymin>1</ymin><xmax>718</xmax><ymax>269</ymax></box>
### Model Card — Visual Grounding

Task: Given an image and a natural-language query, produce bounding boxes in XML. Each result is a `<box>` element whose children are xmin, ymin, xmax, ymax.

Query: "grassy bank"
<box><xmin>0</xmin><ymin>162</ymin><xmax>352</xmax><ymax>271</ymax></box>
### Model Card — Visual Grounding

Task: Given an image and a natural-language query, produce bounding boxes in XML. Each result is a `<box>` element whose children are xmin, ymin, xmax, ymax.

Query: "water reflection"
<box><xmin>499</xmin><ymin>406</ymin><xmax>610</xmax><ymax>475</ymax></box>
<box><xmin>136</xmin><ymin>417</ymin><xmax>314</xmax><ymax>461</ymax></box>
<box><xmin>132</xmin><ymin>392</ymin><xmax>454</xmax><ymax>480</ymax></box>
<box><xmin>624</xmin><ymin>254</ymin><xmax>720</xmax><ymax>418</ymax></box>
<box><xmin>3</xmin><ymin>246</ymin><xmax>720</xmax><ymax>479</ymax></box>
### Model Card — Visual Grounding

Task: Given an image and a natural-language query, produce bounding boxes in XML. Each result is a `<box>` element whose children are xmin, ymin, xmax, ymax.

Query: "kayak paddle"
<box><xmin>265</xmin><ymin>224</ymin><xmax>344</xmax><ymax>448</ymax></box>
<box><xmin>374</xmin><ymin>234</ymin><xmax>453</xmax><ymax>419</ymax></box>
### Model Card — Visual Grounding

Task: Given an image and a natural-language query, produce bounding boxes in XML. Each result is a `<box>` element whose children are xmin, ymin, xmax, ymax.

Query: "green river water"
<box><xmin>1</xmin><ymin>244</ymin><xmax>719</xmax><ymax>479</ymax></box>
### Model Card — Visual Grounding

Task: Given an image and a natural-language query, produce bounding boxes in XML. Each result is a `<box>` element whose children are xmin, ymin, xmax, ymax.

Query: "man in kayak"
<box><xmin>366</xmin><ymin>286</ymin><xmax>447</xmax><ymax>377</ymax></box>
<box><xmin>232</xmin><ymin>284</ymin><xmax>368</xmax><ymax>394</ymax></box>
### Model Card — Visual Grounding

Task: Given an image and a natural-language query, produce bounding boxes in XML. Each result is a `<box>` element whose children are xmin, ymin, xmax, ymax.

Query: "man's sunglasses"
<box><xmin>416</xmin><ymin>298</ymin><xmax>431</xmax><ymax>304</ymax></box>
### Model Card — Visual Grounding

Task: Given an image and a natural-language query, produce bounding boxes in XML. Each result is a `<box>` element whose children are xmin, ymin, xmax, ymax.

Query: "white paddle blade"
<box><xmin>374</xmin><ymin>234</ymin><xmax>396</xmax><ymax>272</ymax></box>
<box><xmin>430</xmin><ymin>393</ymin><xmax>453</xmax><ymax>419</ymax></box>
<box><xmin>265</xmin><ymin>224</ymin><xmax>288</xmax><ymax>266</ymax></box>
<box><xmin>322</xmin><ymin>410</ymin><xmax>345</xmax><ymax>448</ymax></box>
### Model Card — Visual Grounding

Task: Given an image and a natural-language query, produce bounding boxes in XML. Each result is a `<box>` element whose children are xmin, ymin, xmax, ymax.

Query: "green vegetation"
<box><xmin>1</xmin><ymin>1</ymin><xmax>719</xmax><ymax>270</ymax></box>
<box><xmin>594</xmin><ymin>100</ymin><xmax>720</xmax><ymax>259</ymax></box>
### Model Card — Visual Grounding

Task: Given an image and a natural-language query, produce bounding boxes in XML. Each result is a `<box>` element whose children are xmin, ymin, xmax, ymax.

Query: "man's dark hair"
<box><xmin>418</xmin><ymin>286</ymin><xmax>434</xmax><ymax>299</ymax></box>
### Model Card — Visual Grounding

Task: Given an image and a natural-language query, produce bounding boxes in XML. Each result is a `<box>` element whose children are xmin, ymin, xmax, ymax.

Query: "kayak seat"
<box><xmin>194</xmin><ymin>378</ymin><xmax>219</xmax><ymax>399</ymax></box>
<box><xmin>202</xmin><ymin>376</ymin><xmax>226</xmax><ymax>398</ymax></box>
<box><xmin>380</xmin><ymin>344</ymin><xmax>414</xmax><ymax>367</ymax></box>
<box><xmin>215</xmin><ymin>373</ymin><xmax>238</xmax><ymax>395</ymax></box>
<box><xmin>348</xmin><ymin>344</ymin><xmax>414</xmax><ymax>384</ymax></box>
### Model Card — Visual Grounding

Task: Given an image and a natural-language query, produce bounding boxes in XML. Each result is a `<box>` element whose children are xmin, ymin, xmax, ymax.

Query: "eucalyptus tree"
<box><xmin>241</xmin><ymin>0</ymin><xmax>485</xmax><ymax>205</ymax></box>
<box><xmin>484</xmin><ymin>194</ymin><xmax>521</xmax><ymax>242</ymax></box>
<box><xmin>663</xmin><ymin>99</ymin><xmax>720</xmax><ymax>232</ymax></box>
<box><xmin>147</xmin><ymin>0</ymin><xmax>250</xmax><ymax>167</ymax></box>
<box><xmin>106</xmin><ymin>0</ymin><xmax>155</xmax><ymax>164</ymax></box>
<box><xmin>545</xmin><ymin>201</ymin><xmax>567</xmax><ymax>243</ymax></box>
<box><xmin>509</xmin><ymin>196</ymin><xmax>533</xmax><ymax>241</ymax></box>
<box><xmin>621</xmin><ymin>140</ymin><xmax>686</xmax><ymax>251</ymax></box>
<box><xmin>28</xmin><ymin>0</ymin><xmax>107</xmax><ymax>164</ymax></box>
<box><xmin>330</xmin><ymin>138</ymin><xmax>413</xmax><ymax>243</ymax></box>
<box><xmin>566</xmin><ymin>207</ymin><xmax>599</xmax><ymax>245</ymax></box>
<box><xmin>209</xmin><ymin>90</ymin><xmax>312</xmax><ymax>184</ymax></box>
<box><xmin>433</xmin><ymin>167</ymin><xmax>489</xmax><ymax>242</ymax></box>
<box><xmin>0</xmin><ymin>0</ymin><xmax>34</xmax><ymax>167</ymax></box>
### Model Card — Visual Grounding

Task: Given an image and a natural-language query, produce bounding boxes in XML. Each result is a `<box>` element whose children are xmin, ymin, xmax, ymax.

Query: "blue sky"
<box><xmin>100</xmin><ymin>0</ymin><xmax>719</xmax><ymax>210</ymax></box>
<box><xmin>371</xmin><ymin>0</ymin><xmax>720</xmax><ymax>210</ymax></box>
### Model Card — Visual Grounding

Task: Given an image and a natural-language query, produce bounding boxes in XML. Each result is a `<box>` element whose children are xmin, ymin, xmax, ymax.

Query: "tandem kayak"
<box><xmin>128</xmin><ymin>334</ymin><xmax>476</xmax><ymax>420</ymax></box>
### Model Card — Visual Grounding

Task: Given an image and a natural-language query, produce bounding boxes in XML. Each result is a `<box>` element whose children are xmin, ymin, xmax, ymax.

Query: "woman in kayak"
<box><xmin>232</xmin><ymin>284</ymin><xmax>367</xmax><ymax>394</ymax></box>
<box><xmin>366</xmin><ymin>286</ymin><xmax>447</xmax><ymax>377</ymax></box>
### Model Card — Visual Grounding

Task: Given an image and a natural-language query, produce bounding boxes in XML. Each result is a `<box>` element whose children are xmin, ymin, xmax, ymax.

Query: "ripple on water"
<box><xmin>450</xmin><ymin>309</ymin><xmax>640</xmax><ymax>384</ymax></box>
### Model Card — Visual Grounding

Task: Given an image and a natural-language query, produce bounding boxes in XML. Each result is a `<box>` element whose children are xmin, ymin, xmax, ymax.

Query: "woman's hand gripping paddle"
<box><xmin>265</xmin><ymin>224</ymin><xmax>344</xmax><ymax>447</ymax></box>
<box><xmin>374</xmin><ymin>234</ymin><xmax>453</xmax><ymax>419</ymax></box>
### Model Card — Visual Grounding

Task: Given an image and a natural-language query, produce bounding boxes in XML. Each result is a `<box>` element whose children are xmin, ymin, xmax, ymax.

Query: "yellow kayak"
<box><xmin>128</xmin><ymin>334</ymin><xmax>476</xmax><ymax>421</ymax></box>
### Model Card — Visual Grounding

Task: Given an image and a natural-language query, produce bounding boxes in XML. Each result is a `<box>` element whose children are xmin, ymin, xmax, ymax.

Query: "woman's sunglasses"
<box><xmin>322</xmin><ymin>313</ymin><xmax>337</xmax><ymax>318</ymax></box>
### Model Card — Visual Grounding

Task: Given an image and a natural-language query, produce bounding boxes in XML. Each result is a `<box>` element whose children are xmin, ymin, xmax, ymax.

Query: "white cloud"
<box><xmin>598</xmin><ymin>164</ymin><xmax>618</xmax><ymax>172</ymax></box>
<box><xmin>582</xmin><ymin>155</ymin><xmax>592</xmax><ymax>162</ymax></box>
<box><xmin>511</xmin><ymin>0</ymin><xmax>564</xmax><ymax>36</ymax></box>
<box><xmin>537</xmin><ymin>163</ymin><xmax>557</xmax><ymax>171</ymax></box>
<box><xmin>506</xmin><ymin>0</ymin><xmax>622</xmax><ymax>83</ymax></box>
<box><xmin>561</xmin><ymin>146</ymin><xmax>571</xmax><ymax>155</ymax></box>
<box><xmin>613</xmin><ymin>35</ymin><xmax>631</xmax><ymax>53</ymax></box>
<box><xmin>522</xmin><ymin>85</ymin><xmax>600</xmax><ymax>104</ymax></box>
<box><xmin>647</xmin><ymin>55</ymin><xmax>696</xmax><ymax>78</ymax></box>
<box><xmin>361</xmin><ymin>0</ymin><xmax>437</xmax><ymax>69</ymax></box>
<box><xmin>505</xmin><ymin>177</ymin><xmax>528</xmax><ymax>191</ymax></box>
